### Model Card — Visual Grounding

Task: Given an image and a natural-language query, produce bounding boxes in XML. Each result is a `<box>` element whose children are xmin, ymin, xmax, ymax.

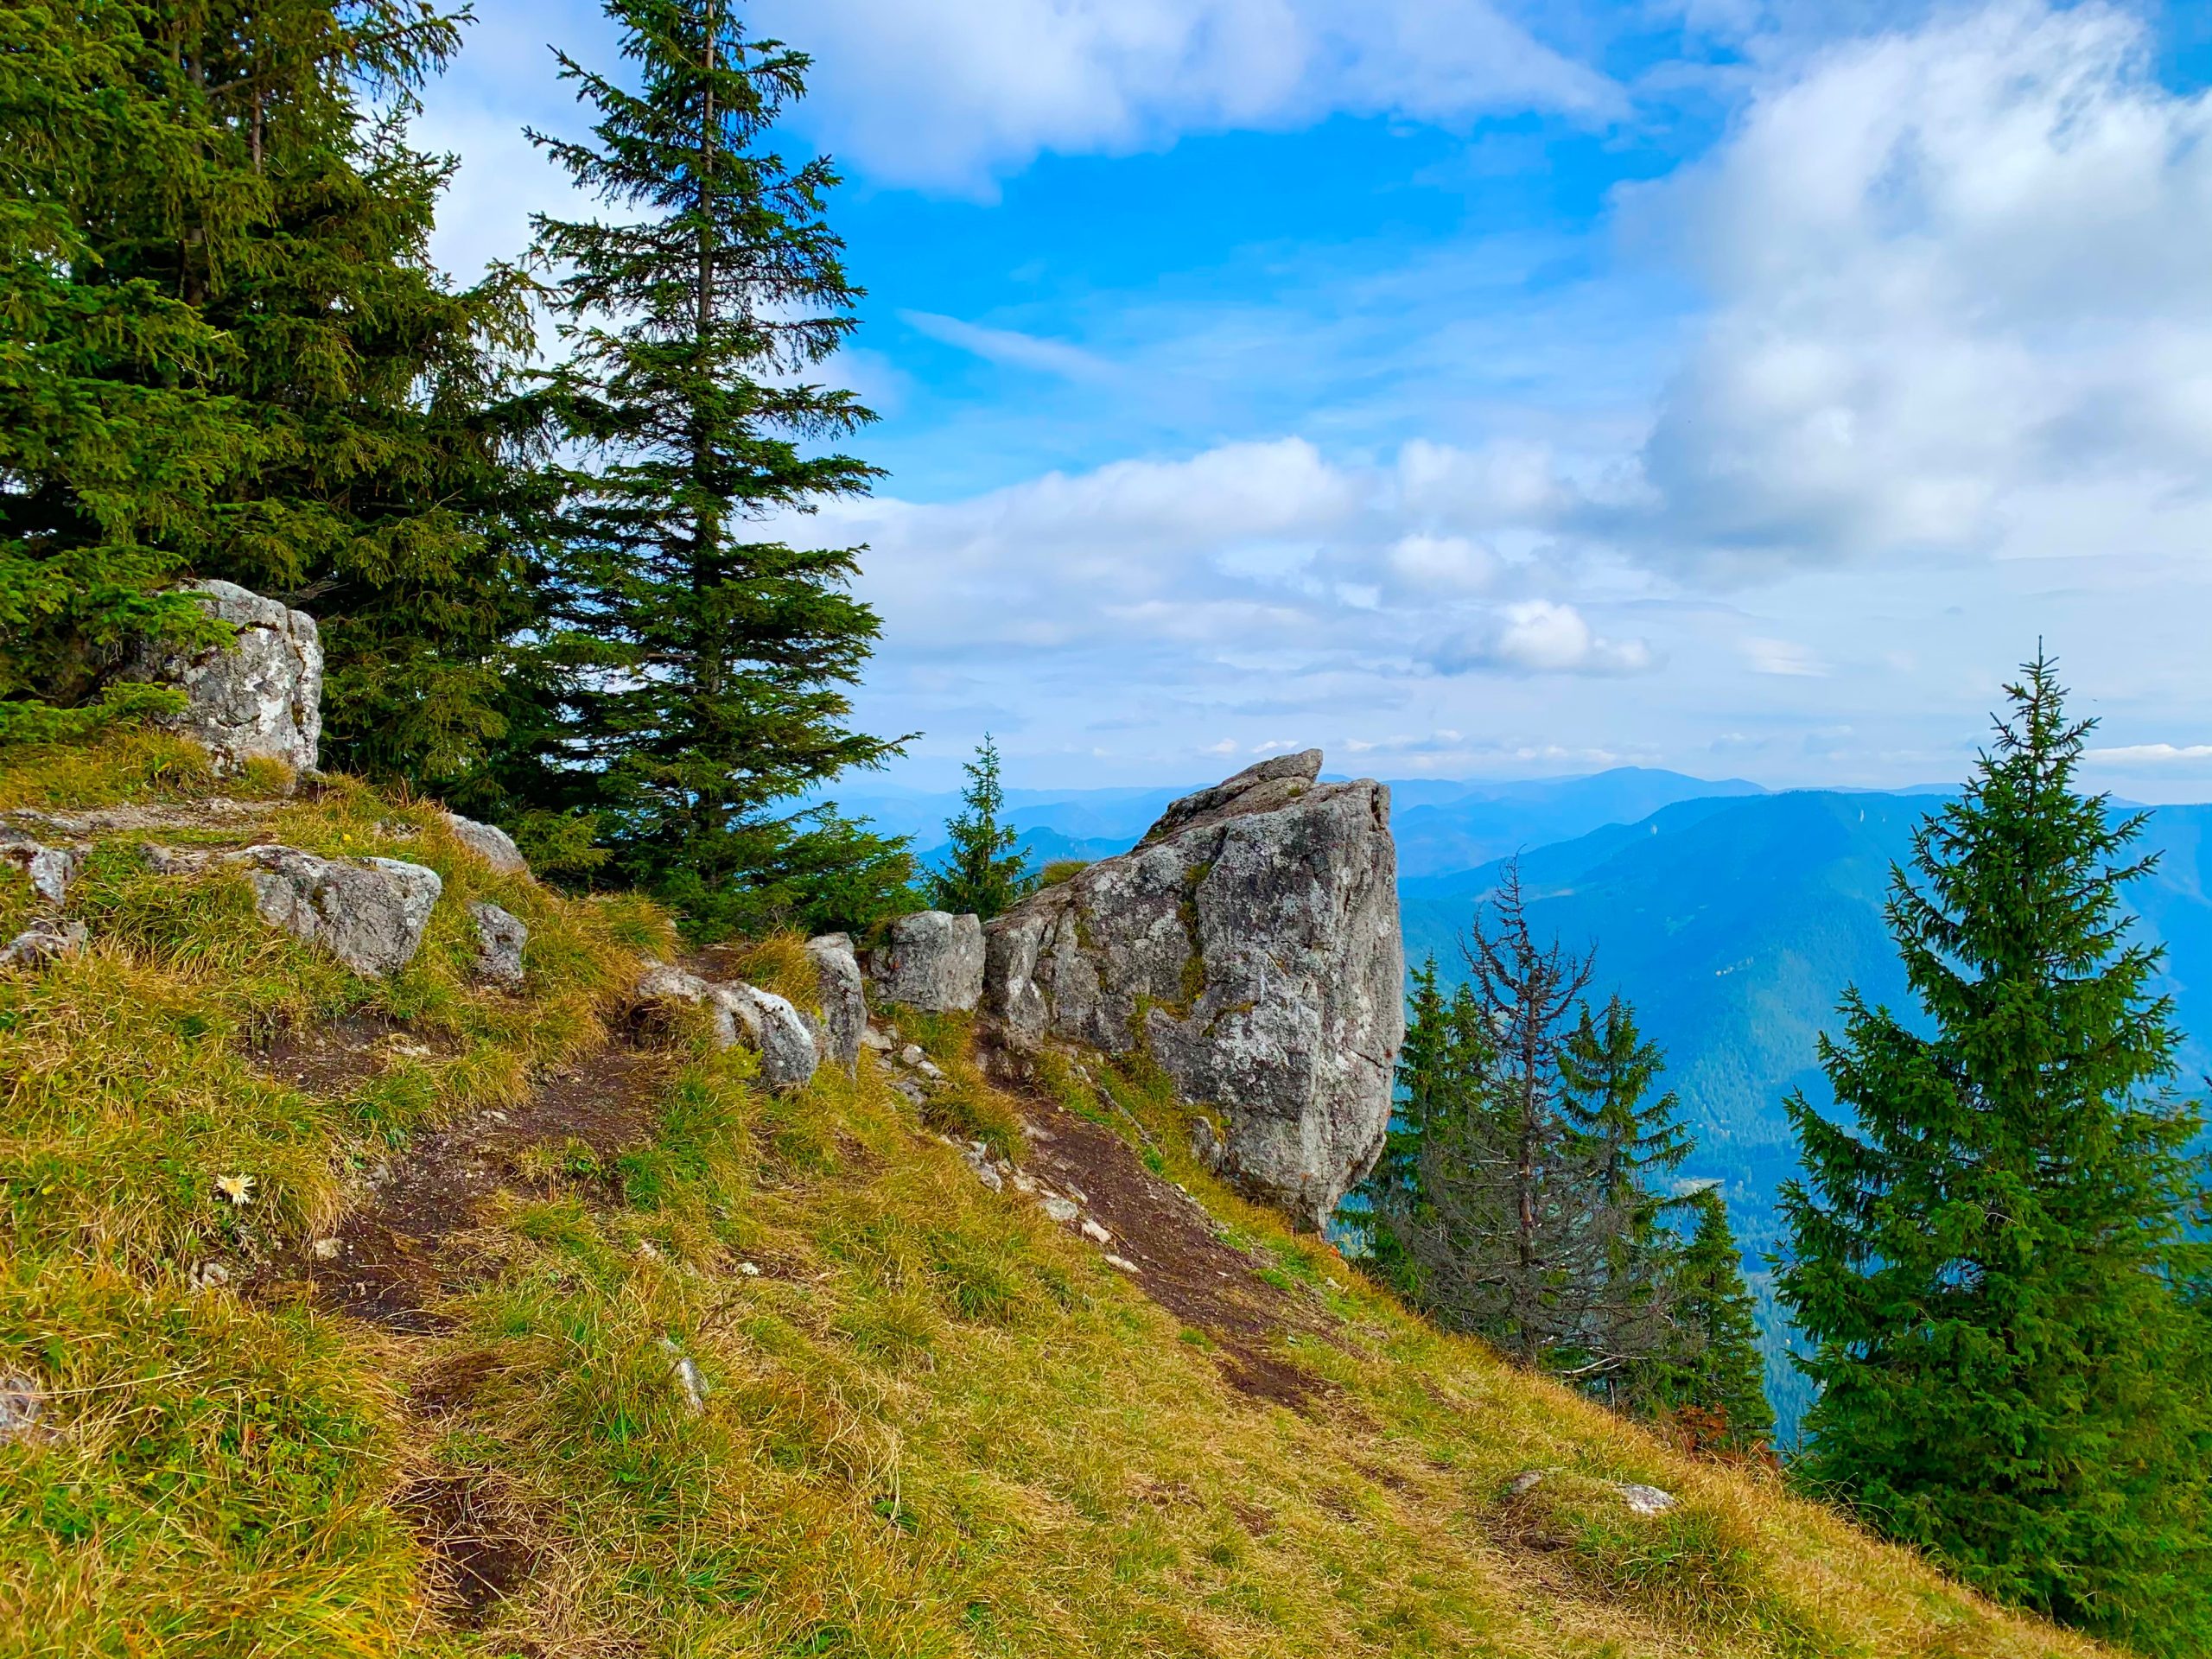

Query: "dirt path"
<box><xmin>1014</xmin><ymin>1098</ymin><xmax>1338</xmax><ymax>1411</ymax></box>
<box><xmin>302</xmin><ymin>1046</ymin><xmax>668</xmax><ymax>1331</ymax></box>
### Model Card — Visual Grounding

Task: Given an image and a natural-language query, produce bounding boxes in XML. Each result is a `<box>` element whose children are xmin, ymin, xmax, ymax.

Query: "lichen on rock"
<box><xmin>130</xmin><ymin>580</ymin><xmax>322</xmax><ymax>774</ymax></box>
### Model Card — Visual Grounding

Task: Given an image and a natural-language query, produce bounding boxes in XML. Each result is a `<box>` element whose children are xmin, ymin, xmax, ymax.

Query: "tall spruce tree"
<box><xmin>527</xmin><ymin>0</ymin><xmax>906</xmax><ymax>935</ymax></box>
<box><xmin>1779</xmin><ymin>656</ymin><xmax>2212</xmax><ymax>1652</ymax></box>
<box><xmin>1348</xmin><ymin>957</ymin><xmax>1491</xmax><ymax>1298</ymax></box>
<box><xmin>1559</xmin><ymin>995</ymin><xmax>1694</xmax><ymax>1406</ymax></box>
<box><xmin>1</xmin><ymin>0</ymin><xmax>549</xmax><ymax>791</ymax></box>
<box><xmin>925</xmin><ymin>734</ymin><xmax>1035</xmax><ymax>920</ymax></box>
<box><xmin>1649</xmin><ymin>1187</ymin><xmax>1772</xmax><ymax>1453</ymax></box>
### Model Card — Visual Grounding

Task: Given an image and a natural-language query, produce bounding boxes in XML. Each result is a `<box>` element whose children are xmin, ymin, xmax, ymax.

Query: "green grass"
<box><xmin>0</xmin><ymin>732</ymin><xmax>2117</xmax><ymax>1658</ymax></box>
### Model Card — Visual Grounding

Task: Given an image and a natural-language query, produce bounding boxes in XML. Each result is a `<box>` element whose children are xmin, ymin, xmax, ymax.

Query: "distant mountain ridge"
<box><xmin>841</xmin><ymin>765</ymin><xmax>1769</xmax><ymax>880</ymax></box>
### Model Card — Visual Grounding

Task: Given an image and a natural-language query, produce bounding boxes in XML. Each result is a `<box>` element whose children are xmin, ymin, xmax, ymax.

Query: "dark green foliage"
<box><xmin>1</xmin><ymin>0</ymin><xmax>550</xmax><ymax>794</ymax></box>
<box><xmin>926</xmin><ymin>734</ymin><xmax>1037</xmax><ymax>921</ymax></box>
<box><xmin>523</xmin><ymin>0</ymin><xmax>905</xmax><ymax>937</ymax></box>
<box><xmin>1779</xmin><ymin>655</ymin><xmax>2212</xmax><ymax>1651</ymax></box>
<box><xmin>1351</xmin><ymin>868</ymin><xmax>1683</xmax><ymax>1385</ymax></box>
<box><xmin>1647</xmin><ymin>1189</ymin><xmax>1772</xmax><ymax>1452</ymax></box>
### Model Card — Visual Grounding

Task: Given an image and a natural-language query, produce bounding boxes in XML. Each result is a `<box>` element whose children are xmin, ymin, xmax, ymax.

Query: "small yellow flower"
<box><xmin>214</xmin><ymin>1173</ymin><xmax>256</xmax><ymax>1206</ymax></box>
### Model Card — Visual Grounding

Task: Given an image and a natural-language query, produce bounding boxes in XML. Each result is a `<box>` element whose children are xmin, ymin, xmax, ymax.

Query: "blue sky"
<box><xmin>418</xmin><ymin>0</ymin><xmax>2212</xmax><ymax>796</ymax></box>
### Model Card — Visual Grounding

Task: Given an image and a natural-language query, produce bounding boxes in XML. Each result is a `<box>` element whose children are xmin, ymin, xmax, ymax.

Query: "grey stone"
<box><xmin>1039</xmin><ymin>1194</ymin><xmax>1080</xmax><ymax>1224</ymax></box>
<box><xmin>868</xmin><ymin>910</ymin><xmax>985</xmax><ymax>1012</ymax></box>
<box><xmin>133</xmin><ymin>580</ymin><xmax>321</xmax><ymax>772</ymax></box>
<box><xmin>0</xmin><ymin>1371</ymin><xmax>52</xmax><ymax>1446</ymax></box>
<box><xmin>446</xmin><ymin>812</ymin><xmax>531</xmax><ymax>876</ymax></box>
<box><xmin>634</xmin><ymin>963</ymin><xmax>818</xmax><ymax>1092</ymax></box>
<box><xmin>803</xmin><ymin>932</ymin><xmax>867</xmax><ymax>1073</ymax></box>
<box><xmin>899</xmin><ymin>1044</ymin><xmax>925</xmax><ymax>1068</ymax></box>
<box><xmin>1615</xmin><ymin>1483</ymin><xmax>1677</xmax><ymax>1516</ymax></box>
<box><xmin>0</xmin><ymin>918</ymin><xmax>87</xmax><ymax>969</ymax></box>
<box><xmin>469</xmin><ymin>901</ymin><xmax>527</xmax><ymax>988</ymax></box>
<box><xmin>984</xmin><ymin>750</ymin><xmax>1402</xmax><ymax>1230</ymax></box>
<box><xmin>0</xmin><ymin>835</ymin><xmax>81</xmax><ymax>906</ymax></box>
<box><xmin>226</xmin><ymin>846</ymin><xmax>442</xmax><ymax>977</ymax></box>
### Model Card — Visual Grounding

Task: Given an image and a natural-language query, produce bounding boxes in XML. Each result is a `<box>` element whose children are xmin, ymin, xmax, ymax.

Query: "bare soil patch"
<box><xmin>1018</xmin><ymin>1098</ymin><xmax>1336</xmax><ymax>1413</ymax></box>
<box><xmin>308</xmin><ymin>1045</ymin><xmax>667</xmax><ymax>1330</ymax></box>
<box><xmin>401</xmin><ymin>1470</ymin><xmax>539</xmax><ymax>1629</ymax></box>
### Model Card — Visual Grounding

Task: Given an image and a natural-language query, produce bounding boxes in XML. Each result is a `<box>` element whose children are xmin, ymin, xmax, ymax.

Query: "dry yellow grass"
<box><xmin>0</xmin><ymin>733</ymin><xmax>2115</xmax><ymax>1659</ymax></box>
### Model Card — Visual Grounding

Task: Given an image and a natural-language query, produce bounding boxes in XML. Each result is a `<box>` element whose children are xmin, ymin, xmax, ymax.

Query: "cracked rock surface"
<box><xmin>983</xmin><ymin>750</ymin><xmax>1402</xmax><ymax>1229</ymax></box>
<box><xmin>131</xmin><ymin>579</ymin><xmax>322</xmax><ymax>773</ymax></box>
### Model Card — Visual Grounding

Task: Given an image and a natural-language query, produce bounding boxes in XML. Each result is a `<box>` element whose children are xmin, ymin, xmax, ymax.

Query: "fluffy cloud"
<box><xmin>749</xmin><ymin>0</ymin><xmax>1619</xmax><ymax>193</ymax></box>
<box><xmin>1431</xmin><ymin>601</ymin><xmax>1656</xmax><ymax>677</ymax></box>
<box><xmin>802</xmin><ymin>437</ymin><xmax>1642</xmax><ymax>684</ymax></box>
<box><xmin>1618</xmin><ymin>1</ymin><xmax>2212</xmax><ymax>574</ymax></box>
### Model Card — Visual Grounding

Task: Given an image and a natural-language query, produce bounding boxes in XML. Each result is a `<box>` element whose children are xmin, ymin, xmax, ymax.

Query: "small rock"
<box><xmin>1616</xmin><ymin>1483</ymin><xmax>1677</xmax><ymax>1516</ymax></box>
<box><xmin>1009</xmin><ymin>1171</ymin><xmax>1039</xmax><ymax>1195</ymax></box>
<box><xmin>0</xmin><ymin>918</ymin><xmax>88</xmax><ymax>969</ymax></box>
<box><xmin>859</xmin><ymin>1026</ymin><xmax>893</xmax><ymax>1052</ymax></box>
<box><xmin>190</xmin><ymin>1261</ymin><xmax>231</xmax><ymax>1290</ymax></box>
<box><xmin>1508</xmin><ymin>1471</ymin><xmax>1544</xmax><ymax>1497</ymax></box>
<box><xmin>1065</xmin><ymin>1185</ymin><xmax>1090</xmax><ymax>1205</ymax></box>
<box><xmin>0</xmin><ymin>1372</ymin><xmax>52</xmax><ymax>1446</ymax></box>
<box><xmin>974</xmin><ymin>1163</ymin><xmax>1003</xmax><ymax>1192</ymax></box>
<box><xmin>1039</xmin><ymin>1195</ymin><xmax>1080</xmax><ymax>1224</ymax></box>
<box><xmin>658</xmin><ymin>1337</ymin><xmax>708</xmax><ymax>1413</ymax></box>
<box><xmin>0</xmin><ymin>835</ymin><xmax>82</xmax><ymax>906</ymax></box>
<box><xmin>308</xmin><ymin>1237</ymin><xmax>341</xmax><ymax>1260</ymax></box>
<box><xmin>803</xmin><ymin>933</ymin><xmax>868</xmax><ymax>1074</ymax></box>
<box><xmin>444</xmin><ymin>811</ymin><xmax>531</xmax><ymax>876</ymax></box>
<box><xmin>899</xmin><ymin>1044</ymin><xmax>925</xmax><ymax>1068</ymax></box>
<box><xmin>1080</xmin><ymin>1218</ymin><xmax>1112</xmax><ymax>1245</ymax></box>
<box><xmin>1104</xmin><ymin>1255</ymin><xmax>1141</xmax><ymax>1274</ymax></box>
<box><xmin>634</xmin><ymin>963</ymin><xmax>818</xmax><ymax>1091</ymax></box>
<box><xmin>739</xmin><ymin>1262</ymin><xmax>761</xmax><ymax>1277</ymax></box>
<box><xmin>468</xmin><ymin>900</ymin><xmax>527</xmax><ymax>988</ymax></box>
<box><xmin>916</xmin><ymin>1058</ymin><xmax>945</xmax><ymax>1081</ymax></box>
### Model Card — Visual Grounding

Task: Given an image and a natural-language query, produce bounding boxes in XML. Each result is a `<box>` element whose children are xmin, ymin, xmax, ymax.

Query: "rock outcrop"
<box><xmin>984</xmin><ymin>750</ymin><xmax>1402</xmax><ymax>1229</ymax></box>
<box><xmin>868</xmin><ymin>910</ymin><xmax>985</xmax><ymax>1012</ymax></box>
<box><xmin>446</xmin><ymin>812</ymin><xmax>531</xmax><ymax>877</ymax></box>
<box><xmin>134</xmin><ymin>580</ymin><xmax>322</xmax><ymax>773</ymax></box>
<box><xmin>804</xmin><ymin>932</ymin><xmax>868</xmax><ymax>1073</ymax></box>
<box><xmin>635</xmin><ymin>963</ymin><xmax>818</xmax><ymax>1092</ymax></box>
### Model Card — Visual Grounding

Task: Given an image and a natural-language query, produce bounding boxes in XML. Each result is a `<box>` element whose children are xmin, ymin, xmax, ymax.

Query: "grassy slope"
<box><xmin>0</xmin><ymin>736</ymin><xmax>2106</xmax><ymax>1659</ymax></box>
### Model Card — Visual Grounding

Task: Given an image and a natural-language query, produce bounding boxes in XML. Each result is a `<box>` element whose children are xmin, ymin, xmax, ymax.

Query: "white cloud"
<box><xmin>899</xmin><ymin>311</ymin><xmax>1119</xmax><ymax>381</ymax></box>
<box><xmin>1744</xmin><ymin>636</ymin><xmax>1827</xmax><ymax>677</ymax></box>
<box><xmin>2085</xmin><ymin>743</ymin><xmax>2212</xmax><ymax>765</ymax></box>
<box><xmin>1615</xmin><ymin>1</ymin><xmax>2212</xmax><ymax>575</ymax></box>
<box><xmin>1384</xmin><ymin>532</ymin><xmax>1498</xmax><ymax>594</ymax></box>
<box><xmin>751</xmin><ymin>0</ymin><xmax>1621</xmax><ymax>194</ymax></box>
<box><xmin>1433</xmin><ymin>601</ymin><xmax>1656</xmax><ymax>677</ymax></box>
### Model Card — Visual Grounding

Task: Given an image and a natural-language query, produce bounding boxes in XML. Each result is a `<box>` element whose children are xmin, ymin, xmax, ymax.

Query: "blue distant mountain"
<box><xmin>1401</xmin><ymin>790</ymin><xmax>2212</xmax><ymax>1440</ymax></box>
<box><xmin>854</xmin><ymin>765</ymin><xmax>1771</xmax><ymax>880</ymax></box>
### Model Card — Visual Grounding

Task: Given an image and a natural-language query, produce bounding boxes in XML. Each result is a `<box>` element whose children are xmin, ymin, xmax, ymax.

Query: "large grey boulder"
<box><xmin>635</xmin><ymin>963</ymin><xmax>818</xmax><ymax>1092</ymax></box>
<box><xmin>226</xmin><ymin>847</ymin><xmax>442</xmax><ymax>977</ymax></box>
<box><xmin>804</xmin><ymin>932</ymin><xmax>868</xmax><ymax>1073</ymax></box>
<box><xmin>984</xmin><ymin>750</ymin><xmax>1402</xmax><ymax>1229</ymax></box>
<box><xmin>445</xmin><ymin>812</ymin><xmax>530</xmax><ymax>877</ymax></box>
<box><xmin>135</xmin><ymin>581</ymin><xmax>322</xmax><ymax>772</ymax></box>
<box><xmin>868</xmin><ymin>910</ymin><xmax>984</xmax><ymax>1012</ymax></box>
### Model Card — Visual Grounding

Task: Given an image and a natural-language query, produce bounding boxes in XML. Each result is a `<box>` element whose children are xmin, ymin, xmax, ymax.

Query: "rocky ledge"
<box><xmin>983</xmin><ymin>751</ymin><xmax>1403</xmax><ymax>1230</ymax></box>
